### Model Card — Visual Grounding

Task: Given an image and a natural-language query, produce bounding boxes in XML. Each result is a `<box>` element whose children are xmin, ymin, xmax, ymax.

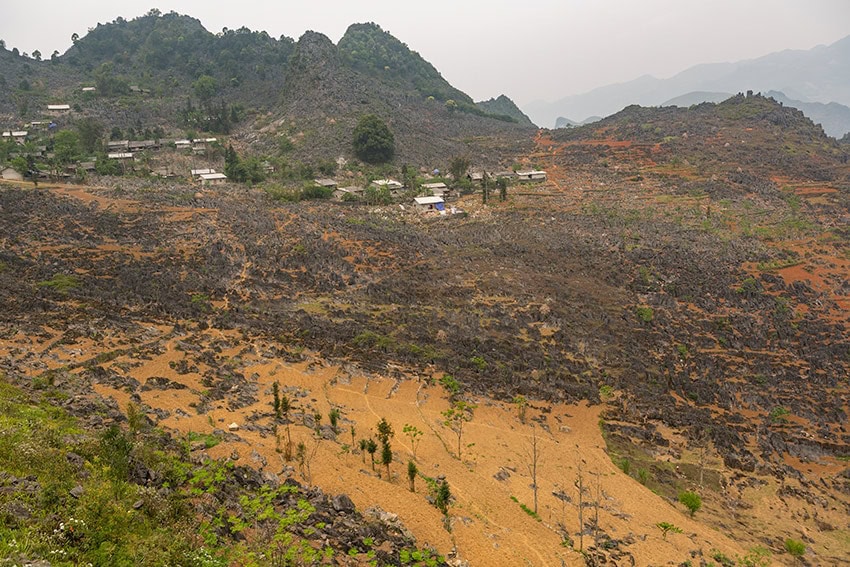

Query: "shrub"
<box><xmin>737</xmin><ymin>546</ymin><xmax>771</xmax><ymax>567</ymax></box>
<box><xmin>784</xmin><ymin>538</ymin><xmax>805</xmax><ymax>558</ymax></box>
<box><xmin>769</xmin><ymin>406</ymin><xmax>790</xmax><ymax>424</ymax></box>
<box><xmin>655</xmin><ymin>521</ymin><xmax>682</xmax><ymax>540</ymax></box>
<box><xmin>635</xmin><ymin>306</ymin><xmax>654</xmax><ymax>323</ymax></box>
<box><xmin>678</xmin><ymin>490</ymin><xmax>702</xmax><ymax>517</ymax></box>
<box><xmin>37</xmin><ymin>274</ymin><xmax>80</xmax><ymax>294</ymax></box>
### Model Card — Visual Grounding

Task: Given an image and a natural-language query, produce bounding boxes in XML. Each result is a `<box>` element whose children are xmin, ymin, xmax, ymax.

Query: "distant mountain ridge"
<box><xmin>660</xmin><ymin>90</ymin><xmax>850</xmax><ymax>138</ymax></box>
<box><xmin>526</xmin><ymin>35</ymin><xmax>850</xmax><ymax>132</ymax></box>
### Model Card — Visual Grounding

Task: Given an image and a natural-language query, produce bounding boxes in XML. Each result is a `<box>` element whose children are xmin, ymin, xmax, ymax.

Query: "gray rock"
<box><xmin>332</xmin><ymin>493</ymin><xmax>355</xmax><ymax>513</ymax></box>
<box><xmin>70</xmin><ymin>485</ymin><xmax>84</xmax><ymax>499</ymax></box>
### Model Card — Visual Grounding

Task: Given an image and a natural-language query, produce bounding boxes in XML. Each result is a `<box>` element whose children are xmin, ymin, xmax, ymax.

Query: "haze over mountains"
<box><xmin>525</xmin><ymin>34</ymin><xmax>850</xmax><ymax>136</ymax></box>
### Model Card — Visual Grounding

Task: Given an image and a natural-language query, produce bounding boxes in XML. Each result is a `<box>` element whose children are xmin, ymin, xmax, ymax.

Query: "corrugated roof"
<box><xmin>414</xmin><ymin>196</ymin><xmax>444</xmax><ymax>205</ymax></box>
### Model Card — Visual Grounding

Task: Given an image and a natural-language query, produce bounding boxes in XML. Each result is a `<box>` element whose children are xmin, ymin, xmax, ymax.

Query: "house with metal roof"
<box><xmin>515</xmin><ymin>170</ymin><xmax>547</xmax><ymax>182</ymax></box>
<box><xmin>200</xmin><ymin>172</ymin><xmax>227</xmax><ymax>185</ymax></box>
<box><xmin>413</xmin><ymin>196</ymin><xmax>445</xmax><ymax>211</ymax></box>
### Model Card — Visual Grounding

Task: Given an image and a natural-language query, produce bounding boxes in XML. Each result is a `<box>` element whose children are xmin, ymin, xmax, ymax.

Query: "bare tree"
<box><xmin>575</xmin><ymin>457</ymin><xmax>586</xmax><ymax>552</ymax></box>
<box><xmin>297</xmin><ymin>438</ymin><xmax>321</xmax><ymax>484</ymax></box>
<box><xmin>524</xmin><ymin>425</ymin><xmax>542</xmax><ymax>514</ymax></box>
<box><xmin>592</xmin><ymin>471</ymin><xmax>602</xmax><ymax>554</ymax></box>
<box><xmin>442</xmin><ymin>400</ymin><xmax>476</xmax><ymax>460</ymax></box>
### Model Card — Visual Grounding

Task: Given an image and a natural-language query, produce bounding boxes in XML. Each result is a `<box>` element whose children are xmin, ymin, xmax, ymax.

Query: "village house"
<box><xmin>191</xmin><ymin>168</ymin><xmax>216</xmax><ymax>180</ymax></box>
<box><xmin>152</xmin><ymin>166</ymin><xmax>175</xmax><ymax>178</ymax></box>
<box><xmin>467</xmin><ymin>171</ymin><xmax>485</xmax><ymax>184</ymax></box>
<box><xmin>81</xmin><ymin>86</ymin><xmax>96</xmax><ymax>93</ymax></box>
<box><xmin>371</xmin><ymin>179</ymin><xmax>403</xmax><ymax>191</ymax></box>
<box><xmin>128</xmin><ymin>140</ymin><xmax>160</xmax><ymax>151</ymax></box>
<box><xmin>494</xmin><ymin>170</ymin><xmax>516</xmax><ymax>180</ymax></box>
<box><xmin>334</xmin><ymin>186</ymin><xmax>365</xmax><ymax>200</ymax></box>
<box><xmin>2</xmin><ymin>131</ymin><xmax>28</xmax><ymax>144</ymax></box>
<box><xmin>515</xmin><ymin>169</ymin><xmax>547</xmax><ymax>182</ymax></box>
<box><xmin>107</xmin><ymin>152</ymin><xmax>134</xmax><ymax>160</ymax></box>
<box><xmin>421</xmin><ymin>182</ymin><xmax>449</xmax><ymax>197</ymax></box>
<box><xmin>191</xmin><ymin>138</ymin><xmax>217</xmax><ymax>155</ymax></box>
<box><xmin>46</xmin><ymin>104</ymin><xmax>71</xmax><ymax>115</ymax></box>
<box><xmin>314</xmin><ymin>178</ymin><xmax>338</xmax><ymax>189</ymax></box>
<box><xmin>107</xmin><ymin>140</ymin><xmax>130</xmax><ymax>152</ymax></box>
<box><xmin>199</xmin><ymin>172</ymin><xmax>227</xmax><ymax>185</ymax></box>
<box><xmin>174</xmin><ymin>139</ymin><xmax>191</xmax><ymax>150</ymax></box>
<box><xmin>413</xmin><ymin>195</ymin><xmax>445</xmax><ymax>212</ymax></box>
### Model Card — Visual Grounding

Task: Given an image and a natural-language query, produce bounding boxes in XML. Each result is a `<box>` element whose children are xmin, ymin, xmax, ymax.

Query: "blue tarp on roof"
<box><xmin>435</xmin><ymin>202</ymin><xmax>446</xmax><ymax>211</ymax></box>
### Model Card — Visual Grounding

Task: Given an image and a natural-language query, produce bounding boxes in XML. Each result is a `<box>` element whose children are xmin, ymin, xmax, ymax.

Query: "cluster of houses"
<box><xmin>315</xmin><ymin>168</ymin><xmax>547</xmax><ymax>213</ymax></box>
<box><xmin>3</xmin><ymin>101</ymin><xmax>550</xmax><ymax>198</ymax></box>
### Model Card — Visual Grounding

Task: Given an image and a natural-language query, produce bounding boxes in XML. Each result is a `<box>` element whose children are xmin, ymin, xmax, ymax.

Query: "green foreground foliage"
<box><xmin>0</xmin><ymin>377</ymin><xmax>438</xmax><ymax>566</ymax></box>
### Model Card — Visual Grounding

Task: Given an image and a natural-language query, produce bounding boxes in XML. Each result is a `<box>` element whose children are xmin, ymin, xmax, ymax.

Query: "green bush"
<box><xmin>678</xmin><ymin>490</ymin><xmax>702</xmax><ymax>517</ymax></box>
<box><xmin>37</xmin><ymin>274</ymin><xmax>81</xmax><ymax>294</ymax></box>
<box><xmin>784</xmin><ymin>538</ymin><xmax>805</xmax><ymax>558</ymax></box>
<box><xmin>635</xmin><ymin>306</ymin><xmax>654</xmax><ymax>323</ymax></box>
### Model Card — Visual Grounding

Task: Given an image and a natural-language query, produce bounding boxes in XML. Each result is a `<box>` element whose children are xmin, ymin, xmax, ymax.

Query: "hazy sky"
<box><xmin>2</xmin><ymin>0</ymin><xmax>849</xmax><ymax>105</ymax></box>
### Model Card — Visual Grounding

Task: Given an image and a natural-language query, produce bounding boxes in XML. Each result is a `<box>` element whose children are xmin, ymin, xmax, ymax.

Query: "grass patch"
<box><xmin>187</xmin><ymin>431</ymin><xmax>221</xmax><ymax>449</ymax></box>
<box><xmin>36</xmin><ymin>274</ymin><xmax>80</xmax><ymax>294</ymax></box>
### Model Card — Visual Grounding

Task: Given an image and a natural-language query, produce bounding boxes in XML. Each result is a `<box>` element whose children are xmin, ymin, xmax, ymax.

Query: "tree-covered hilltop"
<box><xmin>65</xmin><ymin>9</ymin><xmax>295</xmax><ymax>85</ymax></box>
<box><xmin>338</xmin><ymin>22</ymin><xmax>470</xmax><ymax>103</ymax></box>
<box><xmin>476</xmin><ymin>95</ymin><xmax>537</xmax><ymax>127</ymax></box>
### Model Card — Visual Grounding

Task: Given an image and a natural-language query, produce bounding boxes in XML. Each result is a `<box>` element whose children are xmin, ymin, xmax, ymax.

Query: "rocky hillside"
<box><xmin>1</xmin><ymin>88</ymin><xmax>848</xmax><ymax>561</ymax></box>
<box><xmin>0</xmin><ymin>12</ymin><xmax>534</xmax><ymax>166</ymax></box>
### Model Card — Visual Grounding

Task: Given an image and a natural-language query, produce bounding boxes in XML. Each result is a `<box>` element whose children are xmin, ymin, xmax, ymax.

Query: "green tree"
<box><xmin>76</xmin><ymin>117</ymin><xmax>104</xmax><ymax>154</ymax></box>
<box><xmin>449</xmin><ymin>156</ymin><xmax>471</xmax><ymax>184</ymax></box>
<box><xmin>435</xmin><ymin>479</ymin><xmax>451</xmax><ymax>514</ymax></box>
<box><xmin>381</xmin><ymin>441</ymin><xmax>393</xmax><ymax>479</ymax></box>
<box><xmin>312</xmin><ymin>411</ymin><xmax>322</xmax><ymax>435</ymax></box>
<box><xmin>678</xmin><ymin>490</ymin><xmax>702</xmax><ymax>517</ymax></box>
<box><xmin>32</xmin><ymin>50</ymin><xmax>41</xmax><ymax>61</ymax></box>
<box><xmin>376</xmin><ymin>417</ymin><xmax>394</xmax><ymax>446</ymax></box>
<box><xmin>10</xmin><ymin>156</ymin><xmax>28</xmax><ymax>175</ymax></box>
<box><xmin>407</xmin><ymin>460</ymin><xmax>417</xmax><ymax>492</ymax></box>
<box><xmin>328</xmin><ymin>408</ymin><xmax>340</xmax><ymax>434</ymax></box>
<box><xmin>224</xmin><ymin>144</ymin><xmax>244</xmax><ymax>180</ymax></box>
<box><xmin>192</xmin><ymin>74</ymin><xmax>218</xmax><ymax>105</ymax></box>
<box><xmin>352</xmin><ymin>114</ymin><xmax>394</xmax><ymax>163</ymax></box>
<box><xmin>272</xmin><ymin>381</ymin><xmax>281</xmax><ymax>419</ymax></box>
<box><xmin>359</xmin><ymin>438</ymin><xmax>368</xmax><ymax>464</ymax></box>
<box><xmin>497</xmin><ymin>176</ymin><xmax>508</xmax><ymax>201</ymax></box>
<box><xmin>53</xmin><ymin>130</ymin><xmax>81</xmax><ymax>164</ymax></box>
<box><xmin>365</xmin><ymin>438</ymin><xmax>378</xmax><ymax>470</ymax></box>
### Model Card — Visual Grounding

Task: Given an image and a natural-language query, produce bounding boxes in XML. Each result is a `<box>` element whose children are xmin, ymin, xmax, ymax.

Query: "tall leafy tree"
<box><xmin>53</xmin><ymin>130</ymin><xmax>81</xmax><ymax>164</ymax></box>
<box><xmin>192</xmin><ymin>75</ymin><xmax>218</xmax><ymax>105</ymax></box>
<box><xmin>76</xmin><ymin>118</ymin><xmax>104</xmax><ymax>154</ymax></box>
<box><xmin>352</xmin><ymin>114</ymin><xmax>394</xmax><ymax>164</ymax></box>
